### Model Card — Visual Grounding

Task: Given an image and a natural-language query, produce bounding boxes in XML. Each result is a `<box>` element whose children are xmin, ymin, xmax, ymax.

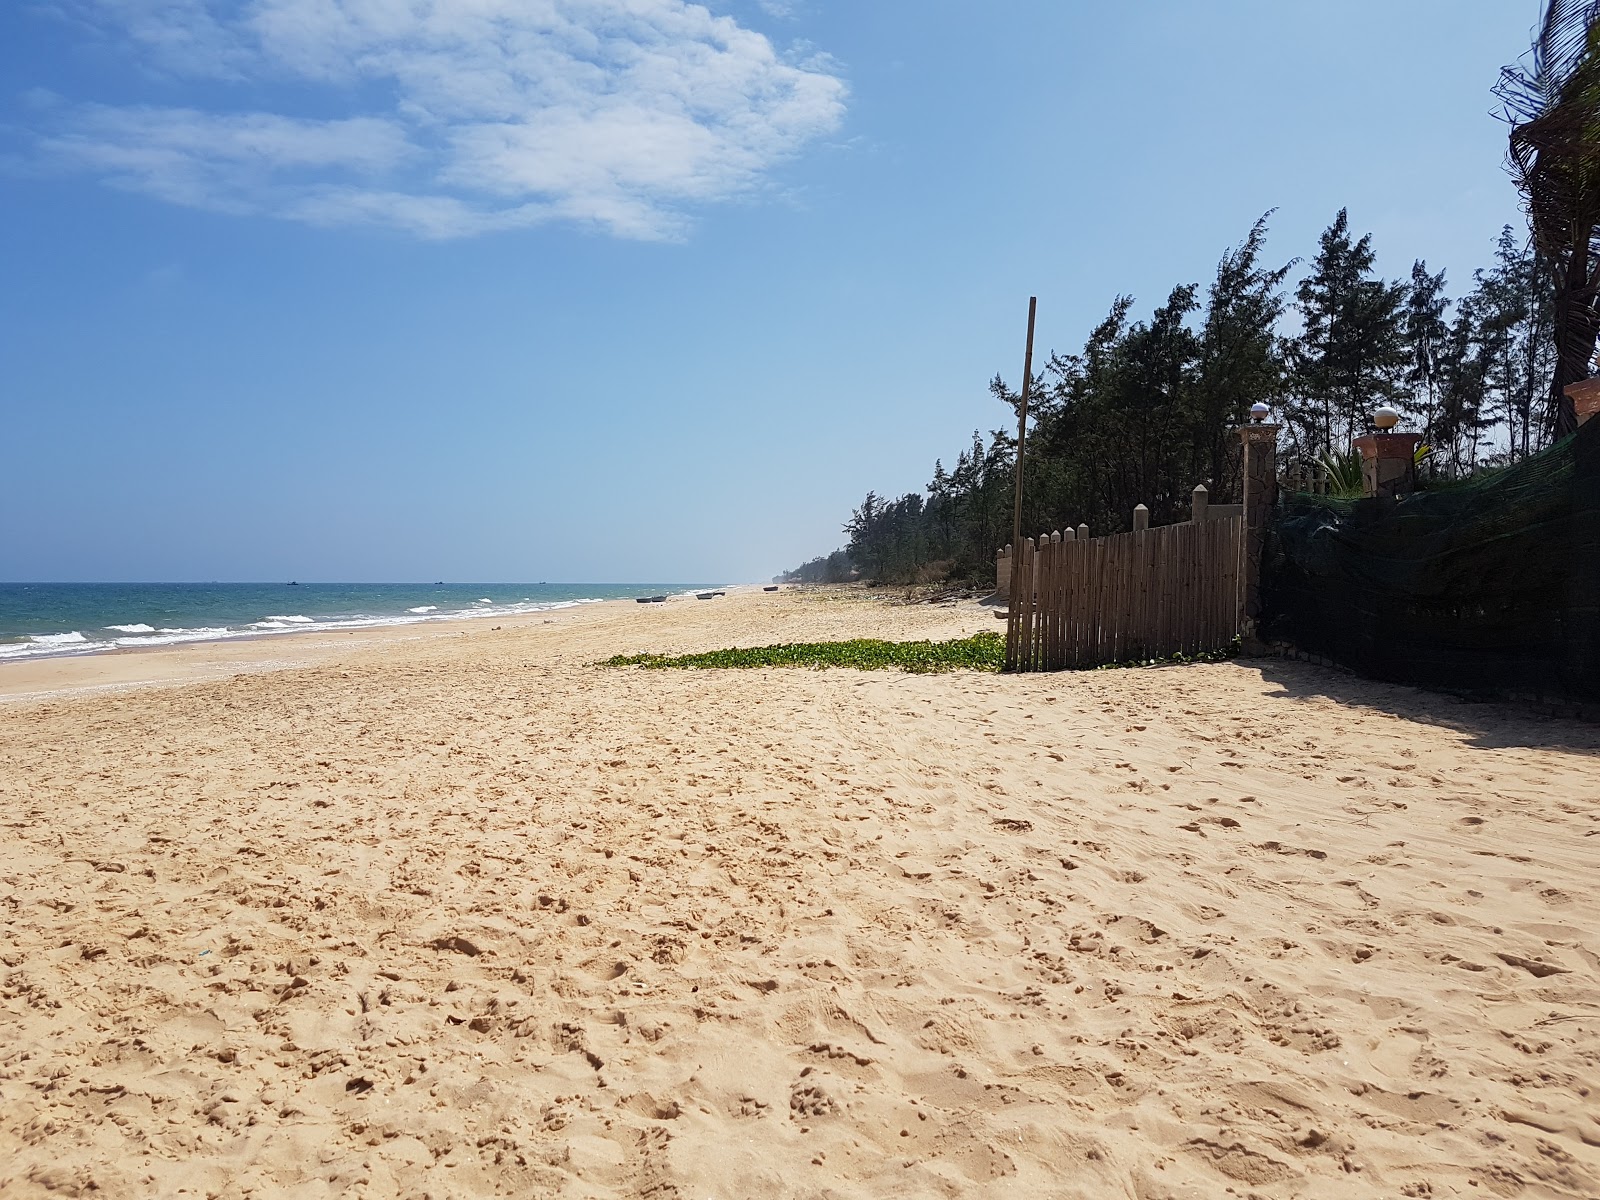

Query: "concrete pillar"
<box><xmin>1353</xmin><ymin>432</ymin><xmax>1422</xmax><ymax>499</ymax></box>
<box><xmin>1238</xmin><ymin>423</ymin><xmax>1279</xmax><ymax>648</ymax></box>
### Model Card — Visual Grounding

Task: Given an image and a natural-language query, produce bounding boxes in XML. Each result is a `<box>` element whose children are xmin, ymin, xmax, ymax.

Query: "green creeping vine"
<box><xmin>1087</xmin><ymin>637</ymin><xmax>1242</xmax><ymax>671</ymax></box>
<box><xmin>602</xmin><ymin>632</ymin><xmax>1005</xmax><ymax>674</ymax></box>
<box><xmin>602</xmin><ymin>632</ymin><xmax>1240</xmax><ymax>674</ymax></box>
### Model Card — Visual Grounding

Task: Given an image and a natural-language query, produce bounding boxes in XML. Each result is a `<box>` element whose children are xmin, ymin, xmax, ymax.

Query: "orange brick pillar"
<box><xmin>1563</xmin><ymin>378</ymin><xmax>1600</xmax><ymax>426</ymax></box>
<box><xmin>1353</xmin><ymin>432</ymin><xmax>1422</xmax><ymax>499</ymax></box>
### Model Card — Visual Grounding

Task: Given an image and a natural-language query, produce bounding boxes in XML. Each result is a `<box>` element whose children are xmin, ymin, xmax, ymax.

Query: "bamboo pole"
<box><xmin>1192</xmin><ymin>519</ymin><xmax>1205</xmax><ymax>654</ymax></box>
<box><xmin>1077</xmin><ymin>532</ymin><xmax>1090</xmax><ymax>668</ymax></box>
<box><xmin>1103</xmin><ymin>534</ymin><xmax>1118</xmax><ymax>665</ymax></box>
<box><xmin>1096</xmin><ymin>533</ymin><xmax>1108</xmax><ymax>666</ymax></box>
<box><xmin>1004</xmin><ymin>538</ymin><xmax>1025</xmax><ymax>671</ymax></box>
<box><xmin>1010</xmin><ymin>298</ymin><xmax>1038</xmax><ymax>560</ymax></box>
<box><xmin>1021</xmin><ymin>537</ymin><xmax>1037</xmax><ymax>671</ymax></box>
<box><xmin>1084</xmin><ymin>535</ymin><xmax>1100</xmax><ymax>665</ymax></box>
<box><xmin>1111</xmin><ymin>532</ymin><xmax>1127</xmax><ymax>664</ymax></box>
<box><xmin>1016</xmin><ymin>537</ymin><xmax>1033</xmax><ymax>671</ymax></box>
<box><xmin>1185</xmin><ymin>521</ymin><xmax>1195</xmax><ymax>655</ymax></box>
<box><xmin>1033</xmin><ymin>534</ymin><xmax>1047</xmax><ymax>671</ymax></box>
<box><xmin>1064</xmin><ymin>527</ymin><xmax>1078</xmax><ymax>670</ymax></box>
<box><xmin>1177</xmin><ymin>523</ymin><xmax>1189</xmax><ymax>656</ymax></box>
<box><xmin>1132</xmin><ymin>528</ymin><xmax>1143</xmax><ymax>660</ymax></box>
<box><xmin>1062</xmin><ymin>534</ymin><xmax>1075</xmax><ymax>672</ymax></box>
<box><xmin>1046</xmin><ymin>534</ymin><xmax>1057</xmax><ymax>671</ymax></box>
<box><xmin>1004</xmin><ymin>544</ymin><xmax>1017</xmax><ymax>670</ymax></box>
<box><xmin>1138</xmin><ymin>524</ymin><xmax>1153</xmax><ymax>659</ymax></box>
<box><xmin>1212</xmin><ymin>520</ymin><xmax>1224</xmax><ymax>651</ymax></box>
<box><xmin>1111</xmin><ymin>533</ymin><xmax>1123</xmax><ymax>665</ymax></box>
<box><xmin>1171</xmin><ymin>524</ymin><xmax>1183</xmax><ymax>657</ymax></box>
<box><xmin>1154</xmin><ymin>525</ymin><xmax>1168</xmax><ymax>657</ymax></box>
<box><xmin>1164</xmin><ymin>524</ymin><xmax>1177</xmax><ymax>659</ymax></box>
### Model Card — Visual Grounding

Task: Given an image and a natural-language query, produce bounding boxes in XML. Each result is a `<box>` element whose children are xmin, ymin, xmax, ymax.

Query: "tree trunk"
<box><xmin>1551</xmin><ymin>227</ymin><xmax>1599</xmax><ymax>440</ymax></box>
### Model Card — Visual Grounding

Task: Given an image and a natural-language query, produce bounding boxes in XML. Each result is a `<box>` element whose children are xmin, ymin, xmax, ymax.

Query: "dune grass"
<box><xmin>602</xmin><ymin>631</ymin><xmax>1006</xmax><ymax>674</ymax></box>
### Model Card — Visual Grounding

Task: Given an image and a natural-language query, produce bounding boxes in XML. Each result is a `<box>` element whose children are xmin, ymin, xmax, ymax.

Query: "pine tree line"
<box><xmin>781</xmin><ymin>212</ymin><xmax>1559</xmax><ymax>585</ymax></box>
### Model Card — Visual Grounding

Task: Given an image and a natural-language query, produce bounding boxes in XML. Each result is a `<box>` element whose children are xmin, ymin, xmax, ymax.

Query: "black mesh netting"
<box><xmin>1261</xmin><ymin>415</ymin><xmax>1600</xmax><ymax>704</ymax></box>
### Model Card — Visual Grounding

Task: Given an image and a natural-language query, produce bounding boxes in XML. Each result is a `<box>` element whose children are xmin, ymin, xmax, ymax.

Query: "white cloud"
<box><xmin>31</xmin><ymin>0</ymin><xmax>846</xmax><ymax>238</ymax></box>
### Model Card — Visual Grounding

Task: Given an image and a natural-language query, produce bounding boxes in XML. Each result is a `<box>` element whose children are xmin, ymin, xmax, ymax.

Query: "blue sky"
<box><xmin>1</xmin><ymin>0</ymin><xmax>1544</xmax><ymax>583</ymax></box>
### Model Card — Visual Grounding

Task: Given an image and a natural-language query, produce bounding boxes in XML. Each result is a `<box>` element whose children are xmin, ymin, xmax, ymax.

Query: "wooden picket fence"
<box><xmin>1004</xmin><ymin>514</ymin><xmax>1243</xmax><ymax>671</ymax></box>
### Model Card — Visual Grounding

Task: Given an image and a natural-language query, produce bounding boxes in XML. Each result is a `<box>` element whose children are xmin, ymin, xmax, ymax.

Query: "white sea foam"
<box><xmin>0</xmin><ymin>631</ymin><xmax>113</xmax><ymax>660</ymax></box>
<box><xmin>115</xmin><ymin>627</ymin><xmax>233</xmax><ymax>648</ymax></box>
<box><xmin>1</xmin><ymin>597</ymin><xmax>610</xmax><ymax>662</ymax></box>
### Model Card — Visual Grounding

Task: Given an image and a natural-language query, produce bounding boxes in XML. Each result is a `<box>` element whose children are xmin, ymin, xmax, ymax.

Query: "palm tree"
<box><xmin>1496</xmin><ymin>1</ymin><xmax>1600</xmax><ymax>438</ymax></box>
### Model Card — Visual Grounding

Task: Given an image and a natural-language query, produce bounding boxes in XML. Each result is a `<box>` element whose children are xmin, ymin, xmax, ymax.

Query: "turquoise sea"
<box><xmin>0</xmin><ymin>582</ymin><xmax>714</xmax><ymax>662</ymax></box>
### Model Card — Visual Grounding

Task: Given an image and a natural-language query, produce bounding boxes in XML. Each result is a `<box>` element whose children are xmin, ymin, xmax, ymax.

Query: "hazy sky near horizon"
<box><xmin>2</xmin><ymin>0</ymin><xmax>1544</xmax><ymax>583</ymax></box>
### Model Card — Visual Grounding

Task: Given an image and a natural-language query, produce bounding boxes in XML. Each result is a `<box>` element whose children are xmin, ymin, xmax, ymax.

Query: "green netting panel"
<box><xmin>1261</xmin><ymin>417</ymin><xmax>1600</xmax><ymax>704</ymax></box>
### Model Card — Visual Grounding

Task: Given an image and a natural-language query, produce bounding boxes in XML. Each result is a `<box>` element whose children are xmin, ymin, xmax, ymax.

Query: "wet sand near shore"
<box><xmin>0</xmin><ymin>596</ymin><xmax>646</xmax><ymax>704</ymax></box>
<box><xmin>2</xmin><ymin>587</ymin><xmax>1597</xmax><ymax>1198</ymax></box>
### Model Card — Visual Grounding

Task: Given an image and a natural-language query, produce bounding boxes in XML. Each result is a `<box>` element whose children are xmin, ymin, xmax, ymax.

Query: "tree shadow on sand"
<box><xmin>1243</xmin><ymin>656</ymin><xmax>1600</xmax><ymax>755</ymax></box>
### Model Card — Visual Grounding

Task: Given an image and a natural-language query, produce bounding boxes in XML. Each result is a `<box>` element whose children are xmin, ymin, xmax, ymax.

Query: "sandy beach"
<box><xmin>1</xmin><ymin>587</ymin><xmax>1597</xmax><ymax>1198</ymax></box>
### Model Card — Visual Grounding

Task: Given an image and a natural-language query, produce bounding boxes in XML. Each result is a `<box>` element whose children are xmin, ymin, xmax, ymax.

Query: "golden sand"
<box><xmin>1</xmin><ymin>588</ymin><xmax>1597</xmax><ymax>1197</ymax></box>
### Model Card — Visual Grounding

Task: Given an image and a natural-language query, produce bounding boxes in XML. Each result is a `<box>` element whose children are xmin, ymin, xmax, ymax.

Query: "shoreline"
<box><xmin>0</xmin><ymin>583</ymin><xmax>736</xmax><ymax>674</ymax></box>
<box><xmin>0</xmin><ymin>594</ymin><xmax>651</xmax><ymax>703</ymax></box>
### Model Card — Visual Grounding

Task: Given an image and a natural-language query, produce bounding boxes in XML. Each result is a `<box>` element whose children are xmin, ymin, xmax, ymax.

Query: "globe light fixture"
<box><xmin>1249</xmin><ymin>402</ymin><xmax>1270</xmax><ymax>422</ymax></box>
<box><xmin>1374</xmin><ymin>406</ymin><xmax>1400</xmax><ymax>430</ymax></box>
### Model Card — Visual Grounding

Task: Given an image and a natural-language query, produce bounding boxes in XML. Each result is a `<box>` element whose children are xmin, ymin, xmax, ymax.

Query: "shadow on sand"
<box><xmin>1241</xmin><ymin>655</ymin><xmax>1600</xmax><ymax>755</ymax></box>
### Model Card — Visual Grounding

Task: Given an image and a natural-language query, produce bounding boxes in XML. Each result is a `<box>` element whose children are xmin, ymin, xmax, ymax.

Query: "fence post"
<box><xmin>1190</xmin><ymin>484</ymin><xmax>1208</xmax><ymax>524</ymax></box>
<box><xmin>1132</xmin><ymin>504</ymin><xmax>1149</xmax><ymax>532</ymax></box>
<box><xmin>997</xmin><ymin>544</ymin><xmax>1012</xmax><ymax>599</ymax></box>
<box><xmin>1238</xmin><ymin>421</ymin><xmax>1280</xmax><ymax>651</ymax></box>
<box><xmin>1077</xmin><ymin>523</ymin><xmax>1089</xmax><ymax>542</ymax></box>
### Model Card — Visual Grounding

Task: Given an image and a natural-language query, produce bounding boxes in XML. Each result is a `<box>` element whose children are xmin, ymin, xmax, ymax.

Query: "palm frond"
<box><xmin>1494</xmin><ymin>1</ymin><xmax>1600</xmax><ymax>436</ymax></box>
<box><xmin>1316</xmin><ymin>450</ymin><xmax>1366</xmax><ymax>499</ymax></box>
<box><xmin>1496</xmin><ymin>8</ymin><xmax>1600</xmax><ymax>259</ymax></box>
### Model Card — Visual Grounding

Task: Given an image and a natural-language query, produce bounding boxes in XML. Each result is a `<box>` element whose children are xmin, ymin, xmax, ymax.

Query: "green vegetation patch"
<box><xmin>603</xmin><ymin>631</ymin><xmax>1240</xmax><ymax>674</ymax></box>
<box><xmin>1089</xmin><ymin>638</ymin><xmax>1242</xmax><ymax>670</ymax></box>
<box><xmin>603</xmin><ymin>631</ymin><xmax>1006</xmax><ymax>674</ymax></box>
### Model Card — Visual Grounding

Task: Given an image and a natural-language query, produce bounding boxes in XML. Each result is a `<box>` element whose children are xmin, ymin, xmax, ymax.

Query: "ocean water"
<box><xmin>0</xmin><ymin>583</ymin><xmax>713</xmax><ymax>662</ymax></box>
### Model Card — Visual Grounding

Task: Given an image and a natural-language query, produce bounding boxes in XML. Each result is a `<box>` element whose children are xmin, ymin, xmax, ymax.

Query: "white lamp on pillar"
<box><xmin>1250</xmin><ymin>402</ymin><xmax>1270</xmax><ymax>423</ymax></box>
<box><xmin>1373</xmin><ymin>406</ymin><xmax>1400</xmax><ymax>431</ymax></box>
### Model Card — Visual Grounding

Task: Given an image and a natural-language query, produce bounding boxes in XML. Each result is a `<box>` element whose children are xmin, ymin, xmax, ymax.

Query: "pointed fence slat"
<box><xmin>1005</xmin><ymin>511</ymin><xmax>1243</xmax><ymax>671</ymax></box>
